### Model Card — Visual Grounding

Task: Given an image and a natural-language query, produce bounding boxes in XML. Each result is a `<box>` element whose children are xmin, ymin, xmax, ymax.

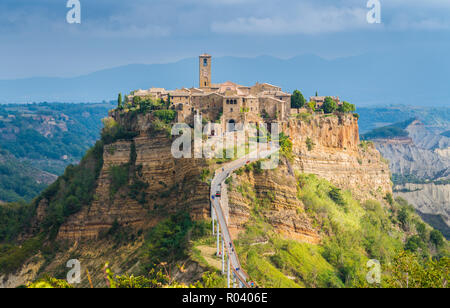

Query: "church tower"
<box><xmin>199</xmin><ymin>54</ymin><xmax>212</xmax><ymax>88</ymax></box>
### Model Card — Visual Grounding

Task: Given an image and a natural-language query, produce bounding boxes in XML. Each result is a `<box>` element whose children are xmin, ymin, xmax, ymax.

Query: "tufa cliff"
<box><xmin>226</xmin><ymin>114</ymin><xmax>391</xmax><ymax>243</ymax></box>
<box><xmin>47</xmin><ymin>112</ymin><xmax>391</xmax><ymax>243</ymax></box>
<box><xmin>56</xmin><ymin>111</ymin><xmax>211</xmax><ymax>240</ymax></box>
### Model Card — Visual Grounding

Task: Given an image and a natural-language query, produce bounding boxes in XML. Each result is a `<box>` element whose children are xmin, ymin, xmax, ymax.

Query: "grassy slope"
<box><xmin>230</xmin><ymin>171</ymin><xmax>448</xmax><ymax>288</ymax></box>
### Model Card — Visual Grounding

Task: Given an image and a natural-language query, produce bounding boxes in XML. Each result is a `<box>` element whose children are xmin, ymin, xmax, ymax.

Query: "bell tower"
<box><xmin>199</xmin><ymin>54</ymin><xmax>212</xmax><ymax>88</ymax></box>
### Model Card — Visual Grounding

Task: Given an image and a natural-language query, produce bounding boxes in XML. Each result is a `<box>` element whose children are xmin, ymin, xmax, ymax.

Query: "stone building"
<box><xmin>129</xmin><ymin>54</ymin><xmax>292</xmax><ymax>133</ymax></box>
<box><xmin>309</xmin><ymin>96</ymin><xmax>341</xmax><ymax>108</ymax></box>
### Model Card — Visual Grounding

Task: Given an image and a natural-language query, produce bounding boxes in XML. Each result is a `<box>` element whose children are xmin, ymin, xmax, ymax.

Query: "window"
<box><xmin>203</xmin><ymin>59</ymin><xmax>208</xmax><ymax>66</ymax></box>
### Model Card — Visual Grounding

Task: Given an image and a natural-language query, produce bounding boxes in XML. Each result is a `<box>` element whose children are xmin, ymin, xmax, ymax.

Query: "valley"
<box><xmin>361</xmin><ymin>114</ymin><xmax>450</xmax><ymax>239</ymax></box>
<box><xmin>0</xmin><ymin>102</ymin><xmax>114</xmax><ymax>202</ymax></box>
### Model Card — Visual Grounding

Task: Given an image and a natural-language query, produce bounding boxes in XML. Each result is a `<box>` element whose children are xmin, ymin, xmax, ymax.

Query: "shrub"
<box><xmin>430</xmin><ymin>230</ymin><xmax>444</xmax><ymax>248</ymax></box>
<box><xmin>384</xmin><ymin>193</ymin><xmax>394</xmax><ymax>206</ymax></box>
<box><xmin>101</xmin><ymin>119</ymin><xmax>138</xmax><ymax>145</ymax></box>
<box><xmin>279</xmin><ymin>133</ymin><xmax>293</xmax><ymax>160</ymax></box>
<box><xmin>110</xmin><ymin>165</ymin><xmax>129</xmax><ymax>196</ymax></box>
<box><xmin>200</xmin><ymin>169</ymin><xmax>211</xmax><ymax>182</ymax></box>
<box><xmin>328</xmin><ymin>187</ymin><xmax>345</xmax><ymax>206</ymax></box>
<box><xmin>337</xmin><ymin>101</ymin><xmax>356</xmax><ymax>113</ymax></box>
<box><xmin>306</xmin><ymin>137</ymin><xmax>315</xmax><ymax>151</ymax></box>
<box><xmin>405</xmin><ymin>235</ymin><xmax>423</xmax><ymax>252</ymax></box>
<box><xmin>143</xmin><ymin>213</ymin><xmax>207</xmax><ymax>270</ymax></box>
<box><xmin>154</xmin><ymin>110</ymin><xmax>176</xmax><ymax>124</ymax></box>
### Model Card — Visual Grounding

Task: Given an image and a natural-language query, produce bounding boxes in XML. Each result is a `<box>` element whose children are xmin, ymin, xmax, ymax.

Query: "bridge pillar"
<box><xmin>212</xmin><ymin>207</ymin><xmax>215</xmax><ymax>235</ymax></box>
<box><xmin>222</xmin><ymin>239</ymin><xmax>225</xmax><ymax>274</ymax></box>
<box><xmin>227</xmin><ymin>256</ymin><xmax>230</xmax><ymax>288</ymax></box>
<box><xmin>216</xmin><ymin>221</ymin><xmax>220</xmax><ymax>256</ymax></box>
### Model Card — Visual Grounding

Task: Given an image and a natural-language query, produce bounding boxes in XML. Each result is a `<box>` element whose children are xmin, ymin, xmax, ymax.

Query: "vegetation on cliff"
<box><xmin>0</xmin><ymin>101</ymin><xmax>448</xmax><ymax>288</ymax></box>
<box><xmin>230</xmin><ymin>170</ymin><xmax>448</xmax><ymax>288</ymax></box>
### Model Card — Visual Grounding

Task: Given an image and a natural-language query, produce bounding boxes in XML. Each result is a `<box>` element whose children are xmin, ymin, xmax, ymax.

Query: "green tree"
<box><xmin>308</xmin><ymin>101</ymin><xmax>316</xmax><ymax>112</ymax></box>
<box><xmin>166</xmin><ymin>94</ymin><xmax>171</xmax><ymax>109</ymax></box>
<box><xmin>405</xmin><ymin>235</ymin><xmax>422</xmax><ymax>252</ymax></box>
<box><xmin>291</xmin><ymin>90</ymin><xmax>306</xmax><ymax>108</ymax></box>
<box><xmin>430</xmin><ymin>230</ymin><xmax>444</xmax><ymax>248</ymax></box>
<box><xmin>133</xmin><ymin>96</ymin><xmax>142</xmax><ymax>105</ymax></box>
<box><xmin>384</xmin><ymin>193</ymin><xmax>394</xmax><ymax>206</ymax></box>
<box><xmin>329</xmin><ymin>187</ymin><xmax>345</xmax><ymax>206</ymax></box>
<box><xmin>322</xmin><ymin>97</ymin><xmax>338</xmax><ymax>114</ymax></box>
<box><xmin>117</xmin><ymin>93</ymin><xmax>123</xmax><ymax>109</ymax></box>
<box><xmin>337</xmin><ymin>101</ymin><xmax>356</xmax><ymax>113</ymax></box>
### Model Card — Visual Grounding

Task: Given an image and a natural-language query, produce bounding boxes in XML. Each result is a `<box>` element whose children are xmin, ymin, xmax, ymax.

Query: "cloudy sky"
<box><xmin>1</xmin><ymin>0</ymin><xmax>450</xmax><ymax>79</ymax></box>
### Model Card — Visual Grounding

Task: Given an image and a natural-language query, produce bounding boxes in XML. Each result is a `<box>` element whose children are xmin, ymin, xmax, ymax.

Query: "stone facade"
<box><xmin>129</xmin><ymin>54</ymin><xmax>292</xmax><ymax>133</ymax></box>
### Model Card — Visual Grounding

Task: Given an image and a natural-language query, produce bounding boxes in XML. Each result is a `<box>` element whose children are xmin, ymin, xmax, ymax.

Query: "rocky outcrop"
<box><xmin>406</xmin><ymin>120</ymin><xmax>450</xmax><ymax>151</ymax></box>
<box><xmin>371</xmin><ymin>120</ymin><xmax>450</xmax><ymax>180</ymax></box>
<box><xmin>56</xmin><ymin>113</ymin><xmax>391</xmax><ymax>242</ymax></box>
<box><xmin>57</xmin><ymin>116</ymin><xmax>211</xmax><ymax>240</ymax></box>
<box><xmin>395</xmin><ymin>183</ymin><xmax>450</xmax><ymax>228</ymax></box>
<box><xmin>227</xmin><ymin>161</ymin><xmax>321</xmax><ymax>244</ymax></box>
<box><xmin>226</xmin><ymin>114</ymin><xmax>391</xmax><ymax>243</ymax></box>
<box><xmin>374</xmin><ymin>141</ymin><xmax>449</xmax><ymax>179</ymax></box>
<box><xmin>287</xmin><ymin>115</ymin><xmax>392</xmax><ymax>200</ymax></box>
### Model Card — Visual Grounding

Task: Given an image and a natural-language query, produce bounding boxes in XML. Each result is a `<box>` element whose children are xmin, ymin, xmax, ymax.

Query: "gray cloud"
<box><xmin>0</xmin><ymin>0</ymin><xmax>449</xmax><ymax>79</ymax></box>
<box><xmin>211</xmin><ymin>3</ymin><xmax>372</xmax><ymax>35</ymax></box>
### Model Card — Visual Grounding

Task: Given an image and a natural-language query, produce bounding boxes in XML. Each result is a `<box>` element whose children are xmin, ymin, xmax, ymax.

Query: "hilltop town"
<box><xmin>123</xmin><ymin>54</ymin><xmax>350</xmax><ymax>133</ymax></box>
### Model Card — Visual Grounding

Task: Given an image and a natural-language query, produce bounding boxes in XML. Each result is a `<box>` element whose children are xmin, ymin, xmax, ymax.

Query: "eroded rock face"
<box><xmin>226</xmin><ymin>115</ymin><xmax>391</xmax><ymax>243</ymax></box>
<box><xmin>395</xmin><ymin>183</ymin><xmax>450</xmax><ymax>227</ymax></box>
<box><xmin>56</xmin><ymin>113</ymin><xmax>391</xmax><ymax>242</ymax></box>
<box><xmin>57</xmin><ymin>131</ymin><xmax>211</xmax><ymax>240</ymax></box>
<box><xmin>370</xmin><ymin>119</ymin><xmax>450</xmax><ymax>237</ymax></box>
<box><xmin>374</xmin><ymin>140</ymin><xmax>450</xmax><ymax>179</ymax></box>
<box><xmin>227</xmin><ymin>163</ymin><xmax>321</xmax><ymax>244</ymax></box>
<box><xmin>287</xmin><ymin>115</ymin><xmax>392</xmax><ymax>200</ymax></box>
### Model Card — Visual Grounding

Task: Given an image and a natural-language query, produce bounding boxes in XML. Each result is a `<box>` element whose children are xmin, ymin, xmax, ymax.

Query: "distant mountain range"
<box><xmin>1</xmin><ymin>50</ymin><xmax>450</xmax><ymax>106</ymax></box>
